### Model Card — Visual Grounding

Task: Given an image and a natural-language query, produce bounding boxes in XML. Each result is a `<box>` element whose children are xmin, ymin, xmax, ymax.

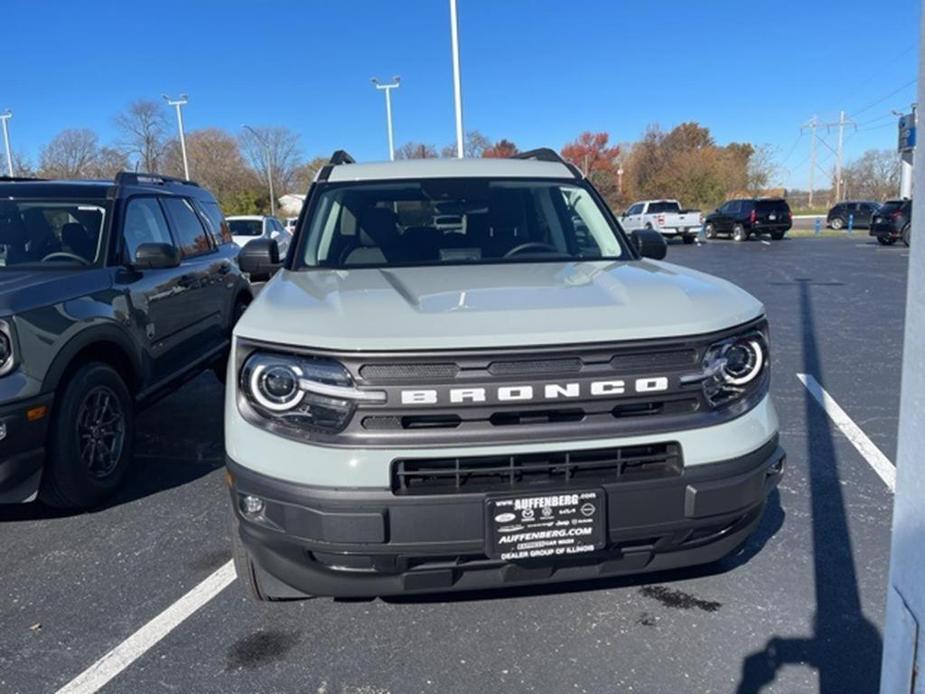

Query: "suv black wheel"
<box><xmin>732</xmin><ymin>224</ymin><xmax>748</xmax><ymax>242</ymax></box>
<box><xmin>830</xmin><ymin>217</ymin><xmax>844</xmax><ymax>230</ymax></box>
<box><xmin>40</xmin><ymin>362</ymin><xmax>134</xmax><ymax>509</ymax></box>
<box><xmin>902</xmin><ymin>225</ymin><xmax>911</xmax><ymax>247</ymax></box>
<box><xmin>877</xmin><ymin>235</ymin><xmax>896</xmax><ymax>246</ymax></box>
<box><xmin>704</xmin><ymin>223</ymin><xmax>717</xmax><ymax>239</ymax></box>
<box><xmin>682</xmin><ymin>234</ymin><xmax>695</xmax><ymax>244</ymax></box>
<box><xmin>770</xmin><ymin>230</ymin><xmax>786</xmax><ymax>241</ymax></box>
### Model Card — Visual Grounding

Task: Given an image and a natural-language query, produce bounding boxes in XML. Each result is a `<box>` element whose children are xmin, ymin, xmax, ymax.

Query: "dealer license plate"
<box><xmin>769</xmin><ymin>214</ymin><xmax>777</xmax><ymax>220</ymax></box>
<box><xmin>485</xmin><ymin>489</ymin><xmax>606</xmax><ymax>561</ymax></box>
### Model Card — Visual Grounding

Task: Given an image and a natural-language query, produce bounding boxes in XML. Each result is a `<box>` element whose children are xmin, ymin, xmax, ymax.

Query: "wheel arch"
<box><xmin>43</xmin><ymin>325</ymin><xmax>143</xmax><ymax>396</ymax></box>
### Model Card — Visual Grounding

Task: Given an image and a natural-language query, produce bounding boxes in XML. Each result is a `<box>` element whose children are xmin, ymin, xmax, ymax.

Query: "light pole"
<box><xmin>449</xmin><ymin>0</ymin><xmax>465</xmax><ymax>158</ymax></box>
<box><xmin>617</xmin><ymin>168</ymin><xmax>624</xmax><ymax>195</ymax></box>
<box><xmin>243</xmin><ymin>125</ymin><xmax>275</xmax><ymax>216</ymax></box>
<box><xmin>0</xmin><ymin>111</ymin><xmax>13</xmax><ymax>177</ymax></box>
<box><xmin>371</xmin><ymin>77</ymin><xmax>400</xmax><ymax>161</ymax></box>
<box><xmin>162</xmin><ymin>94</ymin><xmax>190</xmax><ymax>179</ymax></box>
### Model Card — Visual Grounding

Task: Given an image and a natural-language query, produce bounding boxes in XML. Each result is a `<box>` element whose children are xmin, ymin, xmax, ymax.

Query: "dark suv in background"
<box><xmin>0</xmin><ymin>173</ymin><xmax>251</xmax><ymax>508</ymax></box>
<box><xmin>827</xmin><ymin>201</ymin><xmax>879</xmax><ymax>230</ymax></box>
<box><xmin>703</xmin><ymin>198</ymin><xmax>792</xmax><ymax>242</ymax></box>
<box><xmin>869</xmin><ymin>199</ymin><xmax>912</xmax><ymax>246</ymax></box>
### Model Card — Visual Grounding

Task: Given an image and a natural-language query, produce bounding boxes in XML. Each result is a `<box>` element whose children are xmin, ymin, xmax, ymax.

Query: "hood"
<box><xmin>0</xmin><ymin>268</ymin><xmax>109</xmax><ymax>315</ymax></box>
<box><xmin>236</xmin><ymin>260</ymin><xmax>764</xmax><ymax>351</ymax></box>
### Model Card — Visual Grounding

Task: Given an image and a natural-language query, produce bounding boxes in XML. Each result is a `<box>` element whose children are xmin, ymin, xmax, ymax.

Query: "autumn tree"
<box><xmin>482</xmin><ymin>139</ymin><xmax>519</xmax><ymax>158</ymax></box>
<box><xmin>441</xmin><ymin>130</ymin><xmax>491</xmax><ymax>158</ymax></box>
<box><xmin>395</xmin><ymin>142</ymin><xmax>438</xmax><ymax>159</ymax></box>
<box><xmin>114</xmin><ymin>100</ymin><xmax>170</xmax><ymax>172</ymax></box>
<box><xmin>561</xmin><ymin>132</ymin><xmax>622</xmax><ymax>205</ymax></box>
<box><xmin>842</xmin><ymin>149</ymin><xmax>899</xmax><ymax>201</ymax></box>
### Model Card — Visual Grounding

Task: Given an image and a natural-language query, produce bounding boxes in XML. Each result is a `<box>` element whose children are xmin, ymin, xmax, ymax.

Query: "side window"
<box><xmin>161</xmin><ymin>197</ymin><xmax>213</xmax><ymax>257</ymax></box>
<box><xmin>195</xmin><ymin>199</ymin><xmax>233</xmax><ymax>245</ymax></box>
<box><xmin>627</xmin><ymin>204</ymin><xmax>642</xmax><ymax>215</ymax></box>
<box><xmin>122</xmin><ymin>197</ymin><xmax>174</xmax><ymax>261</ymax></box>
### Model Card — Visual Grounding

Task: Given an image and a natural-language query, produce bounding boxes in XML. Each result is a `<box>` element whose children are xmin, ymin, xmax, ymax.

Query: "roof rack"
<box><xmin>316</xmin><ymin>150</ymin><xmax>357</xmax><ymax>183</ymax></box>
<box><xmin>114</xmin><ymin>171</ymin><xmax>201</xmax><ymax>188</ymax></box>
<box><xmin>511</xmin><ymin>148</ymin><xmax>583</xmax><ymax>179</ymax></box>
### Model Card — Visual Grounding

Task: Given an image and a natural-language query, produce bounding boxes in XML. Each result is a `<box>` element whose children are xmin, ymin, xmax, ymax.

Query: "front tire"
<box><xmin>902</xmin><ymin>225</ymin><xmax>911</xmax><ymax>247</ymax></box>
<box><xmin>682</xmin><ymin>234</ymin><xmax>695</xmax><ymax>245</ymax></box>
<box><xmin>231</xmin><ymin>509</ymin><xmax>274</xmax><ymax>602</ymax></box>
<box><xmin>733</xmin><ymin>224</ymin><xmax>748</xmax><ymax>242</ymax></box>
<box><xmin>770</xmin><ymin>230</ymin><xmax>786</xmax><ymax>241</ymax></box>
<box><xmin>704</xmin><ymin>223</ymin><xmax>717</xmax><ymax>240</ymax></box>
<box><xmin>40</xmin><ymin>362</ymin><xmax>134</xmax><ymax>509</ymax></box>
<box><xmin>830</xmin><ymin>217</ymin><xmax>844</xmax><ymax>230</ymax></box>
<box><xmin>877</xmin><ymin>235</ymin><xmax>896</xmax><ymax>246</ymax></box>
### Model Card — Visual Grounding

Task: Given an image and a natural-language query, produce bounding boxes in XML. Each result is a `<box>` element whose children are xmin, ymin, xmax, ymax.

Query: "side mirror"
<box><xmin>630</xmin><ymin>229</ymin><xmax>668</xmax><ymax>260</ymax></box>
<box><xmin>133</xmin><ymin>243</ymin><xmax>181</xmax><ymax>270</ymax></box>
<box><xmin>239</xmin><ymin>237</ymin><xmax>280</xmax><ymax>281</ymax></box>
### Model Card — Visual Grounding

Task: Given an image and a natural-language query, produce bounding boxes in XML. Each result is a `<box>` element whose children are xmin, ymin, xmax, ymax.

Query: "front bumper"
<box><xmin>0</xmin><ymin>393</ymin><xmax>52</xmax><ymax>504</ymax></box>
<box><xmin>228</xmin><ymin>436</ymin><xmax>784</xmax><ymax>598</ymax></box>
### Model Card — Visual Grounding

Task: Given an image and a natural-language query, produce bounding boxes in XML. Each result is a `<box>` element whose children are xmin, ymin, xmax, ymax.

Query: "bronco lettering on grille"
<box><xmin>399</xmin><ymin>377</ymin><xmax>670</xmax><ymax>405</ymax></box>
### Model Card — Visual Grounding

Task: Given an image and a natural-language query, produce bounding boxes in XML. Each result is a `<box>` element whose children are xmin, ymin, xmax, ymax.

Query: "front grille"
<box><xmin>392</xmin><ymin>443</ymin><xmax>682</xmax><ymax>495</ymax></box>
<box><xmin>359</xmin><ymin>363</ymin><xmax>459</xmax><ymax>381</ymax></box>
<box><xmin>488</xmin><ymin>357</ymin><xmax>582</xmax><ymax>376</ymax></box>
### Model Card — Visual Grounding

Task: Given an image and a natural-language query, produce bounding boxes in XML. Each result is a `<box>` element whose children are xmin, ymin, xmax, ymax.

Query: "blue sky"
<box><xmin>1</xmin><ymin>0</ymin><xmax>919</xmax><ymax>189</ymax></box>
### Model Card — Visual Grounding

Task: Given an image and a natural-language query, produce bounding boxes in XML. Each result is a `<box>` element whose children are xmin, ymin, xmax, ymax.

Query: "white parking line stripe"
<box><xmin>797</xmin><ymin>373</ymin><xmax>896</xmax><ymax>492</ymax></box>
<box><xmin>56</xmin><ymin>561</ymin><xmax>236</xmax><ymax>694</ymax></box>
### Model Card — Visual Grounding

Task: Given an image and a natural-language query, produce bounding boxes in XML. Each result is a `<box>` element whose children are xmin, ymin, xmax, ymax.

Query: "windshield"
<box><xmin>0</xmin><ymin>200</ymin><xmax>108</xmax><ymax>268</ymax></box>
<box><xmin>647</xmin><ymin>201</ymin><xmax>681</xmax><ymax>214</ymax></box>
<box><xmin>228</xmin><ymin>219</ymin><xmax>263</xmax><ymax>237</ymax></box>
<box><xmin>755</xmin><ymin>200</ymin><xmax>790</xmax><ymax>213</ymax></box>
<box><xmin>879</xmin><ymin>201</ymin><xmax>905</xmax><ymax>214</ymax></box>
<box><xmin>301</xmin><ymin>179</ymin><xmax>629</xmax><ymax>269</ymax></box>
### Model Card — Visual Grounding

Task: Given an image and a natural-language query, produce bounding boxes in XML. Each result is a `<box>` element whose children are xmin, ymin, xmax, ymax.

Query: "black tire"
<box><xmin>704</xmin><ymin>223</ymin><xmax>717</xmax><ymax>240</ymax></box>
<box><xmin>770</xmin><ymin>230</ymin><xmax>786</xmax><ymax>241</ymax></box>
<box><xmin>877</xmin><ymin>235</ymin><xmax>896</xmax><ymax>246</ymax></box>
<box><xmin>40</xmin><ymin>362</ymin><xmax>134</xmax><ymax>509</ymax></box>
<box><xmin>644</xmin><ymin>223</ymin><xmax>654</xmax><ymax>230</ymax></box>
<box><xmin>902</xmin><ymin>225</ymin><xmax>911</xmax><ymax>247</ymax></box>
<box><xmin>682</xmin><ymin>234</ymin><xmax>695</xmax><ymax>245</ymax></box>
<box><xmin>830</xmin><ymin>217</ymin><xmax>844</xmax><ymax>230</ymax></box>
<box><xmin>732</xmin><ymin>224</ymin><xmax>748</xmax><ymax>242</ymax></box>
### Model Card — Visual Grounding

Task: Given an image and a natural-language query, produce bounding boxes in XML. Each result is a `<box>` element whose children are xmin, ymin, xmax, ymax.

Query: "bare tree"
<box><xmin>114</xmin><ymin>99</ymin><xmax>170</xmax><ymax>172</ymax></box>
<box><xmin>91</xmin><ymin>147</ymin><xmax>130</xmax><ymax>178</ymax></box>
<box><xmin>290</xmin><ymin>155</ymin><xmax>329</xmax><ymax>194</ymax></box>
<box><xmin>239</xmin><ymin>126</ymin><xmax>301</xmax><ymax>204</ymax></box>
<box><xmin>39</xmin><ymin>129</ymin><xmax>104</xmax><ymax>179</ymax></box>
<box><xmin>395</xmin><ymin>142</ymin><xmax>438</xmax><ymax>159</ymax></box>
<box><xmin>842</xmin><ymin>149</ymin><xmax>900</xmax><ymax>201</ymax></box>
<box><xmin>441</xmin><ymin>130</ymin><xmax>491</xmax><ymax>158</ymax></box>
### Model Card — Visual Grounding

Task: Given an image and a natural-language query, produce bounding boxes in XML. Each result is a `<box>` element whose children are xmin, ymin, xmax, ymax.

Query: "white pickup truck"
<box><xmin>620</xmin><ymin>200</ymin><xmax>702</xmax><ymax>244</ymax></box>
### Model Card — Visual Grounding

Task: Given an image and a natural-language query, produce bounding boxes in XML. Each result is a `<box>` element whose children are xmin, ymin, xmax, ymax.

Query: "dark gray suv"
<box><xmin>0</xmin><ymin>173</ymin><xmax>252</xmax><ymax>508</ymax></box>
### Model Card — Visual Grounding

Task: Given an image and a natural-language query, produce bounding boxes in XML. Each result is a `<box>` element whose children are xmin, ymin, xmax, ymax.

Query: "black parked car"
<box><xmin>827</xmin><ymin>201</ymin><xmax>880</xmax><ymax>230</ymax></box>
<box><xmin>0</xmin><ymin>173</ymin><xmax>252</xmax><ymax>508</ymax></box>
<box><xmin>703</xmin><ymin>198</ymin><xmax>792</xmax><ymax>242</ymax></box>
<box><xmin>869</xmin><ymin>199</ymin><xmax>911</xmax><ymax>246</ymax></box>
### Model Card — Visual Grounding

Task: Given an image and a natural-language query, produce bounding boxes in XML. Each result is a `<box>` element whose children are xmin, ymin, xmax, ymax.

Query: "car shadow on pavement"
<box><xmin>0</xmin><ymin>374</ymin><xmax>225</xmax><ymax>522</ymax></box>
<box><xmin>734</xmin><ymin>278</ymin><xmax>883</xmax><ymax>693</ymax></box>
<box><xmin>378</xmin><ymin>489</ymin><xmax>784</xmax><ymax>608</ymax></box>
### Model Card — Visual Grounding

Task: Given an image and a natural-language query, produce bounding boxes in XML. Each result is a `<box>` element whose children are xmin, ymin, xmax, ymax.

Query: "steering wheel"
<box><xmin>503</xmin><ymin>242</ymin><xmax>560</xmax><ymax>258</ymax></box>
<box><xmin>42</xmin><ymin>252</ymin><xmax>90</xmax><ymax>266</ymax></box>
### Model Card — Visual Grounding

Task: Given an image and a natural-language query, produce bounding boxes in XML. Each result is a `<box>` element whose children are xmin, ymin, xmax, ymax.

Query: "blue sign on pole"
<box><xmin>899</xmin><ymin>113</ymin><xmax>916</xmax><ymax>153</ymax></box>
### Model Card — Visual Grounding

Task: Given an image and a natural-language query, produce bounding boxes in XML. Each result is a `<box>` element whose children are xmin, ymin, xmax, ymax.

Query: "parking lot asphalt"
<box><xmin>0</xmin><ymin>235</ymin><xmax>907</xmax><ymax>694</ymax></box>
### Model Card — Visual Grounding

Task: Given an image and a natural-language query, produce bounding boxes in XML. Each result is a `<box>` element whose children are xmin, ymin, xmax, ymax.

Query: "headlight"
<box><xmin>0</xmin><ymin>320</ymin><xmax>14</xmax><ymax>376</ymax></box>
<box><xmin>687</xmin><ymin>326</ymin><xmax>769</xmax><ymax>407</ymax></box>
<box><xmin>240</xmin><ymin>352</ymin><xmax>385</xmax><ymax>434</ymax></box>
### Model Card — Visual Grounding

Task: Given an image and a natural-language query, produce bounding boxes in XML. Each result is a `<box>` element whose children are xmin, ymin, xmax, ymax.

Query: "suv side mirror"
<box><xmin>630</xmin><ymin>229</ymin><xmax>668</xmax><ymax>260</ymax></box>
<box><xmin>239</xmin><ymin>237</ymin><xmax>280</xmax><ymax>281</ymax></box>
<box><xmin>133</xmin><ymin>243</ymin><xmax>181</xmax><ymax>270</ymax></box>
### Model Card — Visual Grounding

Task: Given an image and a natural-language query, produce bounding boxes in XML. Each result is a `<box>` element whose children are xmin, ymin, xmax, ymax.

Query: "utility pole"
<box><xmin>242</xmin><ymin>125</ymin><xmax>275</xmax><ymax>216</ymax></box>
<box><xmin>835</xmin><ymin>110</ymin><xmax>847</xmax><ymax>202</ymax></box>
<box><xmin>801</xmin><ymin>115</ymin><xmax>818</xmax><ymax>207</ymax></box>
<box><xmin>449</xmin><ymin>0</ymin><xmax>465</xmax><ymax>158</ymax></box>
<box><xmin>371</xmin><ymin>77</ymin><xmax>400</xmax><ymax>161</ymax></box>
<box><xmin>162</xmin><ymin>94</ymin><xmax>190</xmax><ymax>180</ymax></box>
<box><xmin>0</xmin><ymin>110</ymin><xmax>13</xmax><ymax>177</ymax></box>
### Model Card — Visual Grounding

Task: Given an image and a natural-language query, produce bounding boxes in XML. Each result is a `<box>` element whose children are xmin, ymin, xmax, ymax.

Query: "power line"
<box><xmin>849</xmin><ymin>78</ymin><xmax>917</xmax><ymax>119</ymax></box>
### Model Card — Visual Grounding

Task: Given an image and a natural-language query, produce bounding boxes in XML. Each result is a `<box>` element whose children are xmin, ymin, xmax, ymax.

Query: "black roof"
<box><xmin>0</xmin><ymin>172</ymin><xmax>212</xmax><ymax>201</ymax></box>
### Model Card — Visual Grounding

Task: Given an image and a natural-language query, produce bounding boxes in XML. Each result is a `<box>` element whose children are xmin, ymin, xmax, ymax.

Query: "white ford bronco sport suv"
<box><xmin>227</xmin><ymin>149</ymin><xmax>784</xmax><ymax>601</ymax></box>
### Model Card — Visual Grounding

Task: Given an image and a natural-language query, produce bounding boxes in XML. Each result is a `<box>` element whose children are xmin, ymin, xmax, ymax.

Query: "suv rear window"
<box><xmin>301</xmin><ymin>178</ymin><xmax>629</xmax><ymax>269</ymax></box>
<box><xmin>879</xmin><ymin>201</ymin><xmax>906</xmax><ymax>214</ymax></box>
<box><xmin>0</xmin><ymin>200</ymin><xmax>108</xmax><ymax>268</ymax></box>
<box><xmin>755</xmin><ymin>200</ymin><xmax>790</xmax><ymax>214</ymax></box>
<box><xmin>228</xmin><ymin>219</ymin><xmax>263</xmax><ymax>237</ymax></box>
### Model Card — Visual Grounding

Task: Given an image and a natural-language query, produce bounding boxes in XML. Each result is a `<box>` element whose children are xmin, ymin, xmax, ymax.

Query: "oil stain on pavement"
<box><xmin>639</xmin><ymin>585</ymin><xmax>722</xmax><ymax>613</ymax></box>
<box><xmin>226</xmin><ymin>630</ymin><xmax>302</xmax><ymax>670</ymax></box>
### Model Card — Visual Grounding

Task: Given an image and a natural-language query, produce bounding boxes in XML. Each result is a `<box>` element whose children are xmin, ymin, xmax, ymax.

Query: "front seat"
<box><xmin>344</xmin><ymin>207</ymin><xmax>402</xmax><ymax>265</ymax></box>
<box><xmin>61</xmin><ymin>222</ymin><xmax>96</xmax><ymax>261</ymax></box>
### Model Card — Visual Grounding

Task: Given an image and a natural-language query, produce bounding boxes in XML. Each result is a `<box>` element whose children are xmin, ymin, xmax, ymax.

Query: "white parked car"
<box><xmin>285</xmin><ymin>217</ymin><xmax>298</xmax><ymax>234</ymax></box>
<box><xmin>226</xmin><ymin>215</ymin><xmax>291</xmax><ymax>257</ymax></box>
<box><xmin>620</xmin><ymin>200</ymin><xmax>703</xmax><ymax>244</ymax></box>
